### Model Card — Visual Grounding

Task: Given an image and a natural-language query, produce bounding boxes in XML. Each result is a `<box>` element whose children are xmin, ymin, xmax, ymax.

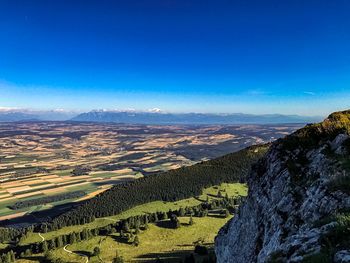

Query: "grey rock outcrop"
<box><xmin>334</xmin><ymin>250</ymin><xmax>350</xmax><ymax>263</ymax></box>
<box><xmin>215</xmin><ymin>111</ymin><xmax>350</xmax><ymax>263</ymax></box>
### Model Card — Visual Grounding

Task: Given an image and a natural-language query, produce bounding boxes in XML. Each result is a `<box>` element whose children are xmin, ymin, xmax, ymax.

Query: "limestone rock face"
<box><xmin>334</xmin><ymin>250</ymin><xmax>350</xmax><ymax>263</ymax></box>
<box><xmin>215</xmin><ymin>111</ymin><xmax>350</xmax><ymax>263</ymax></box>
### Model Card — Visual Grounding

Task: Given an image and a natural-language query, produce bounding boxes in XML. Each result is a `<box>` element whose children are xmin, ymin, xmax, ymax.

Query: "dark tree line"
<box><xmin>71</xmin><ymin>166</ymin><xmax>91</xmax><ymax>176</ymax></box>
<box><xmin>9</xmin><ymin>191</ymin><xmax>86</xmax><ymax>210</ymax></box>
<box><xmin>0</xmin><ymin>227</ymin><xmax>34</xmax><ymax>243</ymax></box>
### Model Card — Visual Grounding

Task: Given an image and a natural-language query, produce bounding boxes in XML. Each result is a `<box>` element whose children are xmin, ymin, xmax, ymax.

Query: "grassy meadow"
<box><xmin>13</xmin><ymin>183</ymin><xmax>246</xmax><ymax>262</ymax></box>
<box><xmin>51</xmin><ymin>216</ymin><xmax>229</xmax><ymax>262</ymax></box>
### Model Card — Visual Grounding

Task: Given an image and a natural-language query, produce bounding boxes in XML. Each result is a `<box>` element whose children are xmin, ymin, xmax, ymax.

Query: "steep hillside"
<box><xmin>35</xmin><ymin>144</ymin><xmax>268</xmax><ymax>232</ymax></box>
<box><xmin>215</xmin><ymin>110</ymin><xmax>350</xmax><ymax>262</ymax></box>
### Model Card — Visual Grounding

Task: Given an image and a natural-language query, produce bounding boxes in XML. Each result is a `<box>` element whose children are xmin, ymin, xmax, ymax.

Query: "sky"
<box><xmin>0</xmin><ymin>0</ymin><xmax>349</xmax><ymax>116</ymax></box>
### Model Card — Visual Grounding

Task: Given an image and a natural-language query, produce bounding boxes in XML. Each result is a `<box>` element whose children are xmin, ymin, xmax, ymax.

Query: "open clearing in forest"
<box><xmin>51</xmin><ymin>216</ymin><xmax>229</xmax><ymax>263</ymax></box>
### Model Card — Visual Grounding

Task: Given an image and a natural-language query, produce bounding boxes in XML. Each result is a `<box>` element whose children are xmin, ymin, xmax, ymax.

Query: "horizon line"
<box><xmin>0</xmin><ymin>107</ymin><xmax>326</xmax><ymax>118</ymax></box>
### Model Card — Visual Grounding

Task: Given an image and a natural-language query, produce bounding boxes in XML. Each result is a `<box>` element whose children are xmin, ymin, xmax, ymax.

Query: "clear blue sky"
<box><xmin>0</xmin><ymin>0</ymin><xmax>349</xmax><ymax>116</ymax></box>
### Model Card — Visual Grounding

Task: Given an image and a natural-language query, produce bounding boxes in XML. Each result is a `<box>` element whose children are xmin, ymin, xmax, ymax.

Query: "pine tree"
<box><xmin>113</xmin><ymin>252</ymin><xmax>124</xmax><ymax>263</ymax></box>
<box><xmin>42</xmin><ymin>224</ymin><xmax>48</xmax><ymax>233</ymax></box>
<box><xmin>93</xmin><ymin>247</ymin><xmax>101</xmax><ymax>256</ymax></box>
<box><xmin>135</xmin><ymin>218</ymin><xmax>140</xmax><ymax>229</ymax></box>
<box><xmin>171</xmin><ymin>215</ymin><xmax>180</xmax><ymax>229</ymax></box>
<box><xmin>223</xmin><ymin>209</ymin><xmax>230</xmax><ymax>218</ymax></box>
<box><xmin>69</xmin><ymin>233</ymin><xmax>76</xmax><ymax>244</ymax></box>
<box><xmin>203</xmin><ymin>209</ymin><xmax>208</xmax><ymax>217</ymax></box>
<box><xmin>122</xmin><ymin>221</ymin><xmax>130</xmax><ymax>232</ymax></box>
<box><xmin>56</xmin><ymin>236</ymin><xmax>63</xmax><ymax>248</ymax></box>
<box><xmin>87</xmin><ymin>229</ymin><xmax>93</xmax><ymax>239</ymax></box>
<box><xmin>42</xmin><ymin>241</ymin><xmax>48</xmax><ymax>253</ymax></box>
<box><xmin>179</xmin><ymin>207</ymin><xmax>185</xmax><ymax>217</ymax></box>
<box><xmin>62</xmin><ymin>234</ymin><xmax>67</xmax><ymax>244</ymax></box>
<box><xmin>189</xmin><ymin>215</ymin><xmax>194</xmax><ymax>226</ymax></box>
<box><xmin>113</xmin><ymin>257</ymin><xmax>124</xmax><ymax>263</ymax></box>
<box><xmin>133</xmin><ymin>235</ymin><xmax>140</xmax><ymax>246</ymax></box>
<box><xmin>81</xmin><ymin>229</ymin><xmax>88</xmax><ymax>240</ymax></box>
<box><xmin>75</xmin><ymin>232</ymin><xmax>81</xmax><ymax>242</ymax></box>
<box><xmin>24</xmin><ymin>248</ymin><xmax>32</xmax><ymax>257</ymax></box>
<box><xmin>128</xmin><ymin>233</ymin><xmax>135</xmax><ymax>243</ymax></box>
<box><xmin>9</xmin><ymin>251</ymin><xmax>15</xmax><ymax>263</ymax></box>
<box><xmin>144</xmin><ymin>216</ymin><xmax>149</xmax><ymax>230</ymax></box>
<box><xmin>48</xmin><ymin>239</ymin><xmax>56</xmax><ymax>250</ymax></box>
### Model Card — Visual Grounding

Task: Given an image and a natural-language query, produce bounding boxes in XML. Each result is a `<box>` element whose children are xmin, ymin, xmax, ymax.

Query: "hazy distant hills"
<box><xmin>71</xmin><ymin>110</ymin><xmax>322</xmax><ymax>124</ymax></box>
<box><xmin>0</xmin><ymin>110</ymin><xmax>77</xmax><ymax>122</ymax></box>
<box><xmin>0</xmin><ymin>112</ymin><xmax>39</xmax><ymax>122</ymax></box>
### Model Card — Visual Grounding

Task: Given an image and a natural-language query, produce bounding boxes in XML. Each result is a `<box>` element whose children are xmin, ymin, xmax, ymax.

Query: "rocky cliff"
<box><xmin>215</xmin><ymin>110</ymin><xmax>350</xmax><ymax>263</ymax></box>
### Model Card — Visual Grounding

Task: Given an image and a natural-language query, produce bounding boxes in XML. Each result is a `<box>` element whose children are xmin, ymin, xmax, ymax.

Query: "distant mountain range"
<box><xmin>0</xmin><ymin>109</ymin><xmax>322</xmax><ymax>124</ymax></box>
<box><xmin>71</xmin><ymin>110</ymin><xmax>322</xmax><ymax>124</ymax></box>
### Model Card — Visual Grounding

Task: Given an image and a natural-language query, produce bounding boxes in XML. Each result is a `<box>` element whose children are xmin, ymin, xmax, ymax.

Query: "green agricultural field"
<box><xmin>53</xmin><ymin>169</ymin><xmax>73</xmax><ymax>176</ymax></box>
<box><xmin>0</xmin><ymin>207</ymin><xmax>17</xmax><ymax>217</ymax></box>
<box><xmin>89</xmin><ymin>172</ymin><xmax>119</xmax><ymax>178</ymax></box>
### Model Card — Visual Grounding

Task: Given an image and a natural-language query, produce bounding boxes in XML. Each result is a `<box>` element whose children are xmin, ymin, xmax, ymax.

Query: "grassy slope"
<box><xmin>19</xmin><ymin>183</ymin><xmax>246</xmax><ymax>245</ymax></box>
<box><xmin>53</xmin><ymin>216</ymin><xmax>229</xmax><ymax>263</ymax></box>
<box><xmin>15</xmin><ymin>183</ymin><xmax>244</xmax><ymax>263</ymax></box>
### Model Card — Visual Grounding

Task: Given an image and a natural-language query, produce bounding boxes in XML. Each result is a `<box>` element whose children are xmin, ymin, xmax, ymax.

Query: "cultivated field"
<box><xmin>0</xmin><ymin>122</ymin><xmax>300</xmax><ymax>225</ymax></box>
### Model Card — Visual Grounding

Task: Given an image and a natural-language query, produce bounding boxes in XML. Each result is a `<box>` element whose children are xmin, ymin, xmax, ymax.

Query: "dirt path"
<box><xmin>63</xmin><ymin>244</ymin><xmax>89</xmax><ymax>263</ymax></box>
<box><xmin>38</xmin><ymin>233</ymin><xmax>45</xmax><ymax>242</ymax></box>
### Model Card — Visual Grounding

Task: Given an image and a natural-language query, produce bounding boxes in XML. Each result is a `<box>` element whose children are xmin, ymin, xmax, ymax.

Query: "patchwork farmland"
<box><xmin>0</xmin><ymin>122</ymin><xmax>301</xmax><ymax>226</ymax></box>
